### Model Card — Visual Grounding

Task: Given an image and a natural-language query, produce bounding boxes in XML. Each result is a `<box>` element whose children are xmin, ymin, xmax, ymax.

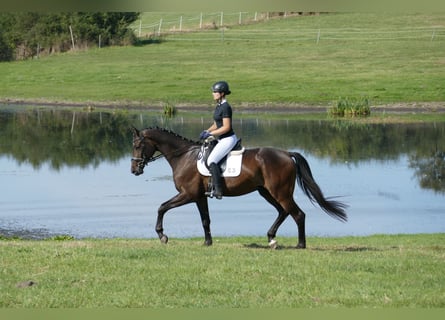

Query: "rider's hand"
<box><xmin>199</xmin><ymin>130</ymin><xmax>211</xmax><ymax>140</ymax></box>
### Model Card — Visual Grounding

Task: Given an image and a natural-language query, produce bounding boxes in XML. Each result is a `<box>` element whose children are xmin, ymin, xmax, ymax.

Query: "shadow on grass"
<box><xmin>244</xmin><ymin>243</ymin><xmax>301</xmax><ymax>250</ymax></box>
<box><xmin>311</xmin><ymin>246</ymin><xmax>380</xmax><ymax>252</ymax></box>
<box><xmin>244</xmin><ymin>243</ymin><xmax>380</xmax><ymax>252</ymax></box>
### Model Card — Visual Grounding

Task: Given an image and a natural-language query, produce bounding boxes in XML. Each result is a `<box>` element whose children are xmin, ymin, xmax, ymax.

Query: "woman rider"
<box><xmin>199</xmin><ymin>81</ymin><xmax>238</xmax><ymax>199</ymax></box>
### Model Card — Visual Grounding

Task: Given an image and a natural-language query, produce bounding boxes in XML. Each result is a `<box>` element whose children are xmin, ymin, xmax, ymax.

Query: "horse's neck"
<box><xmin>153</xmin><ymin>133</ymin><xmax>195</xmax><ymax>163</ymax></box>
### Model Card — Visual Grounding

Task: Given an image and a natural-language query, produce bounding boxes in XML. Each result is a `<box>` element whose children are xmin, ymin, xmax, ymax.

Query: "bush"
<box><xmin>0</xmin><ymin>31</ymin><xmax>14</xmax><ymax>61</ymax></box>
<box><xmin>328</xmin><ymin>96</ymin><xmax>371</xmax><ymax>117</ymax></box>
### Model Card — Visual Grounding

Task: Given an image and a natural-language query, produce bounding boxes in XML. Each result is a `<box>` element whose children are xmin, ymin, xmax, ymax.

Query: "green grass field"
<box><xmin>1</xmin><ymin>234</ymin><xmax>444</xmax><ymax>307</ymax></box>
<box><xmin>0</xmin><ymin>13</ymin><xmax>444</xmax><ymax>108</ymax></box>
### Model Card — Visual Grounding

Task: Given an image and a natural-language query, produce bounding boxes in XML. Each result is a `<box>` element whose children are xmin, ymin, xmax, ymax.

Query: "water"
<box><xmin>0</xmin><ymin>107</ymin><xmax>444</xmax><ymax>239</ymax></box>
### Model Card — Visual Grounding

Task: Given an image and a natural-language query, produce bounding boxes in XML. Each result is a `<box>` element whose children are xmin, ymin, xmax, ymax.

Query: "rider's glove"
<box><xmin>199</xmin><ymin>130</ymin><xmax>211</xmax><ymax>140</ymax></box>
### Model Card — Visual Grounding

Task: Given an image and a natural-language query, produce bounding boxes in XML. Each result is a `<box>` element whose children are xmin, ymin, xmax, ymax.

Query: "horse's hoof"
<box><xmin>160</xmin><ymin>235</ymin><xmax>169</xmax><ymax>244</ymax></box>
<box><xmin>296</xmin><ymin>242</ymin><xmax>306</xmax><ymax>249</ymax></box>
<box><xmin>269</xmin><ymin>239</ymin><xmax>278</xmax><ymax>249</ymax></box>
<box><xmin>204</xmin><ymin>239</ymin><xmax>213</xmax><ymax>246</ymax></box>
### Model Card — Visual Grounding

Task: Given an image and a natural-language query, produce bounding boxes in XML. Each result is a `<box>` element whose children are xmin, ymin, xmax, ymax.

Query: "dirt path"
<box><xmin>1</xmin><ymin>99</ymin><xmax>445</xmax><ymax>114</ymax></box>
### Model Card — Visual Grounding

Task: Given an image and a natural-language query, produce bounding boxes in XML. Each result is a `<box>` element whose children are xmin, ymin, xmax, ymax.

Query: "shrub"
<box><xmin>328</xmin><ymin>96</ymin><xmax>371</xmax><ymax>117</ymax></box>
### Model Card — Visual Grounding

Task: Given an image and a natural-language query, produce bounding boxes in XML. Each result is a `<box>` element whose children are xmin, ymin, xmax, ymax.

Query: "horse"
<box><xmin>131</xmin><ymin>126</ymin><xmax>347</xmax><ymax>249</ymax></box>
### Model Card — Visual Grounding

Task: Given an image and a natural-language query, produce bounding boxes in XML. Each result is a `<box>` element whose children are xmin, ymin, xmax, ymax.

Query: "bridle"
<box><xmin>131</xmin><ymin>136</ymin><xmax>164</xmax><ymax>170</ymax></box>
<box><xmin>131</xmin><ymin>139</ymin><xmax>200</xmax><ymax>170</ymax></box>
<box><xmin>131</xmin><ymin>153</ymin><xmax>164</xmax><ymax>170</ymax></box>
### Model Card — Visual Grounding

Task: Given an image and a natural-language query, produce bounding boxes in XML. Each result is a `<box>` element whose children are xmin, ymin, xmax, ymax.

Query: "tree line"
<box><xmin>0</xmin><ymin>12</ymin><xmax>140</xmax><ymax>61</ymax></box>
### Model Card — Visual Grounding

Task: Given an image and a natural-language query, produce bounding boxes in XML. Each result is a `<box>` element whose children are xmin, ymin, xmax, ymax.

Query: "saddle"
<box><xmin>197</xmin><ymin>136</ymin><xmax>244</xmax><ymax>177</ymax></box>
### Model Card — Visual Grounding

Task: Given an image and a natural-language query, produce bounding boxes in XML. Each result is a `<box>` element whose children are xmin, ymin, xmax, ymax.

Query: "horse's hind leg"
<box><xmin>258</xmin><ymin>187</ymin><xmax>289</xmax><ymax>249</ymax></box>
<box><xmin>259</xmin><ymin>187</ymin><xmax>307</xmax><ymax>249</ymax></box>
<box><xmin>289</xmin><ymin>204</ymin><xmax>306</xmax><ymax>249</ymax></box>
<box><xmin>267</xmin><ymin>213</ymin><xmax>289</xmax><ymax>249</ymax></box>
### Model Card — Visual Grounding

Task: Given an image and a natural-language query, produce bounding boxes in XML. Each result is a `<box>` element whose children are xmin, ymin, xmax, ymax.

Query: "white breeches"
<box><xmin>207</xmin><ymin>134</ymin><xmax>238</xmax><ymax>165</ymax></box>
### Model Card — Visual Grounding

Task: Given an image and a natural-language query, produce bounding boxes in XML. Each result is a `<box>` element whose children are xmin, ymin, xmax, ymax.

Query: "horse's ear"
<box><xmin>131</xmin><ymin>126</ymin><xmax>140</xmax><ymax>137</ymax></box>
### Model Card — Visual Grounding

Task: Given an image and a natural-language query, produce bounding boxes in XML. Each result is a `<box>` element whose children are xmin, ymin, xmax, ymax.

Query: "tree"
<box><xmin>0</xmin><ymin>12</ymin><xmax>140</xmax><ymax>61</ymax></box>
<box><xmin>0</xmin><ymin>30</ymin><xmax>14</xmax><ymax>61</ymax></box>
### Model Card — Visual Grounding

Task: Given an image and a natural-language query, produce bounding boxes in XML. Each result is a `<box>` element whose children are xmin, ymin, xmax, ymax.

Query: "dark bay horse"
<box><xmin>131</xmin><ymin>127</ymin><xmax>347</xmax><ymax>249</ymax></box>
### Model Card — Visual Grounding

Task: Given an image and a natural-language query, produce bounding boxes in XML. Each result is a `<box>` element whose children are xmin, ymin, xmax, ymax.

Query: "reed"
<box><xmin>328</xmin><ymin>96</ymin><xmax>371</xmax><ymax>117</ymax></box>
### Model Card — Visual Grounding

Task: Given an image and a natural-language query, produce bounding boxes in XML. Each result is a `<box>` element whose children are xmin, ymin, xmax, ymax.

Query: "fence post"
<box><xmin>220</xmin><ymin>12</ymin><xmax>223</xmax><ymax>27</ymax></box>
<box><xmin>431</xmin><ymin>29</ymin><xmax>436</xmax><ymax>41</ymax></box>
<box><xmin>316</xmin><ymin>29</ymin><xmax>321</xmax><ymax>44</ymax></box>
<box><xmin>158</xmin><ymin>18</ymin><xmax>162</xmax><ymax>36</ymax></box>
<box><xmin>69</xmin><ymin>25</ymin><xmax>75</xmax><ymax>50</ymax></box>
<box><xmin>180</xmin><ymin>16</ymin><xmax>183</xmax><ymax>31</ymax></box>
<box><xmin>138</xmin><ymin>19</ymin><xmax>142</xmax><ymax>37</ymax></box>
<box><xmin>200</xmin><ymin>12</ymin><xmax>203</xmax><ymax>29</ymax></box>
<box><xmin>239</xmin><ymin>12</ymin><xmax>242</xmax><ymax>24</ymax></box>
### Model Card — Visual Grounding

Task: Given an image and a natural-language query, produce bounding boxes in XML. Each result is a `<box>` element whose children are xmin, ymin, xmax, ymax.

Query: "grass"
<box><xmin>1</xmin><ymin>234</ymin><xmax>444</xmax><ymax>307</ymax></box>
<box><xmin>0</xmin><ymin>13</ymin><xmax>444</xmax><ymax>108</ymax></box>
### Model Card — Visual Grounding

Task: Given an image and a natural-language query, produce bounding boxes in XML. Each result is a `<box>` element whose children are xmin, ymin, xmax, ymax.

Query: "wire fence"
<box><xmin>134</xmin><ymin>12</ymin><xmax>300</xmax><ymax>37</ymax></box>
<box><xmin>166</xmin><ymin>28</ymin><xmax>445</xmax><ymax>43</ymax></box>
<box><xmin>133</xmin><ymin>12</ymin><xmax>445</xmax><ymax>43</ymax></box>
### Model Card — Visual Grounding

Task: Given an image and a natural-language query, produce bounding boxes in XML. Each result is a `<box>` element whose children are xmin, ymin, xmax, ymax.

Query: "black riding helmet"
<box><xmin>211</xmin><ymin>81</ymin><xmax>231</xmax><ymax>95</ymax></box>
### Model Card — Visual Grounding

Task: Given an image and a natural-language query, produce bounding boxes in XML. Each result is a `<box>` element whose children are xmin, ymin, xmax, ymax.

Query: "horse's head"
<box><xmin>131</xmin><ymin>127</ymin><xmax>156</xmax><ymax>176</ymax></box>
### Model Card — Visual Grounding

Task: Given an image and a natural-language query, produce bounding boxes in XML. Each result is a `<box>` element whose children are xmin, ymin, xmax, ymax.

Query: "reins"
<box><xmin>132</xmin><ymin>144</ymin><xmax>200</xmax><ymax>169</ymax></box>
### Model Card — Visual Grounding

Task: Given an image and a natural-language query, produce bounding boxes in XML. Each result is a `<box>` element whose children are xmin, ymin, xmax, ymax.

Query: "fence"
<box><xmin>133</xmin><ymin>12</ymin><xmax>445</xmax><ymax>44</ymax></box>
<box><xmin>133</xmin><ymin>12</ymin><xmax>300</xmax><ymax>37</ymax></box>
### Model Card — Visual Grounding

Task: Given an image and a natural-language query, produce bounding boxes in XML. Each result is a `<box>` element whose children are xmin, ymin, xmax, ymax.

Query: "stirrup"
<box><xmin>205</xmin><ymin>188</ymin><xmax>222</xmax><ymax>199</ymax></box>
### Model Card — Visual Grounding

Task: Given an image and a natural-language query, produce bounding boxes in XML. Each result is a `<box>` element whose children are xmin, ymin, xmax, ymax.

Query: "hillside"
<box><xmin>0</xmin><ymin>12</ymin><xmax>444</xmax><ymax>108</ymax></box>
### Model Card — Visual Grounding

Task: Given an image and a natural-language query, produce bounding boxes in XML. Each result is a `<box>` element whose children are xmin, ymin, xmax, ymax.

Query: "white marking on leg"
<box><xmin>269</xmin><ymin>239</ymin><xmax>278</xmax><ymax>249</ymax></box>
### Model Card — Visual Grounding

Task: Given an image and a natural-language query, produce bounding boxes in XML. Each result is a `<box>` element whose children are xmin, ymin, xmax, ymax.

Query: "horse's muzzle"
<box><xmin>131</xmin><ymin>158</ymin><xmax>145</xmax><ymax>176</ymax></box>
<box><xmin>132</xmin><ymin>168</ymin><xmax>143</xmax><ymax>176</ymax></box>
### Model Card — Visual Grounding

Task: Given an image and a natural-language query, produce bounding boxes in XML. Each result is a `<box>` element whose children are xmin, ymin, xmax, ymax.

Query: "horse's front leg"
<box><xmin>155</xmin><ymin>192</ymin><xmax>191</xmax><ymax>244</ymax></box>
<box><xmin>196</xmin><ymin>197</ymin><xmax>212</xmax><ymax>246</ymax></box>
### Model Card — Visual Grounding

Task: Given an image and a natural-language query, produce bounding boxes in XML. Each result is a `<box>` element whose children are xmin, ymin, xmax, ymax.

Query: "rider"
<box><xmin>199</xmin><ymin>81</ymin><xmax>238</xmax><ymax>199</ymax></box>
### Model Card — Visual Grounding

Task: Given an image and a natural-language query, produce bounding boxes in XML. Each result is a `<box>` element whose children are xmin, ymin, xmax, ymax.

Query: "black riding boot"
<box><xmin>209</xmin><ymin>162</ymin><xmax>223</xmax><ymax>199</ymax></box>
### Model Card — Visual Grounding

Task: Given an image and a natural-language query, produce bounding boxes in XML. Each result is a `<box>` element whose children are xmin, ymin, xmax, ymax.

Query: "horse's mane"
<box><xmin>142</xmin><ymin>126</ymin><xmax>199</xmax><ymax>145</ymax></box>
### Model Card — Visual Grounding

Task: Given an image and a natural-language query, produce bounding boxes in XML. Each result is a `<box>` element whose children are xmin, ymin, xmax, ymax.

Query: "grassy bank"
<box><xmin>0</xmin><ymin>13</ymin><xmax>444</xmax><ymax>108</ymax></box>
<box><xmin>1</xmin><ymin>234</ymin><xmax>444</xmax><ymax>307</ymax></box>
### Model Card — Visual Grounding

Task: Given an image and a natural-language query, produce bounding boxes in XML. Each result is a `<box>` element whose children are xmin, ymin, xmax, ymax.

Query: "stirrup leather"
<box><xmin>205</xmin><ymin>176</ymin><xmax>215</xmax><ymax>198</ymax></box>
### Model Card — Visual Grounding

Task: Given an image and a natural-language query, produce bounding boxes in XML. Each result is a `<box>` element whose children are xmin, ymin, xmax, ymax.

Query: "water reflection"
<box><xmin>0</xmin><ymin>106</ymin><xmax>444</xmax><ymax>239</ymax></box>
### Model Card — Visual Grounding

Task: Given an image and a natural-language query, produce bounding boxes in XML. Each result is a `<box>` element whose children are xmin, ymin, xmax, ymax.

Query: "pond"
<box><xmin>0</xmin><ymin>106</ymin><xmax>444</xmax><ymax>240</ymax></box>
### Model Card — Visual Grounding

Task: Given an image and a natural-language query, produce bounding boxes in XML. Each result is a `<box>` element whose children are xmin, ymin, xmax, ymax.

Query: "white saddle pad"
<box><xmin>197</xmin><ymin>148</ymin><xmax>245</xmax><ymax>177</ymax></box>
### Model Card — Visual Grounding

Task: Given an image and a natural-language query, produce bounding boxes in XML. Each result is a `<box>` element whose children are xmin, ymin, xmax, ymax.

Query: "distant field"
<box><xmin>0</xmin><ymin>12</ymin><xmax>444</xmax><ymax>108</ymax></box>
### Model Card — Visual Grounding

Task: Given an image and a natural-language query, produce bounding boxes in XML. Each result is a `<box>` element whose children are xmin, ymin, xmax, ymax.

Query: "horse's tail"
<box><xmin>290</xmin><ymin>152</ymin><xmax>348</xmax><ymax>222</ymax></box>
